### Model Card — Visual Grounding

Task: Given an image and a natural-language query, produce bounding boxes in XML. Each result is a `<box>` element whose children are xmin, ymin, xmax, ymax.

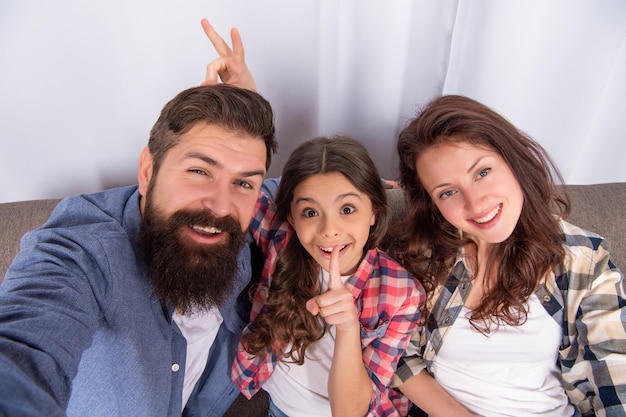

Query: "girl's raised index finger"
<box><xmin>328</xmin><ymin>245</ymin><xmax>342</xmax><ymax>290</ymax></box>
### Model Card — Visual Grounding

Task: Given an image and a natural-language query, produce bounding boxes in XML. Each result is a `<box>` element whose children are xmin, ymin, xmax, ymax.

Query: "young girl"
<box><xmin>231</xmin><ymin>136</ymin><xmax>424</xmax><ymax>417</ymax></box>
<box><xmin>386</xmin><ymin>95</ymin><xmax>626</xmax><ymax>416</ymax></box>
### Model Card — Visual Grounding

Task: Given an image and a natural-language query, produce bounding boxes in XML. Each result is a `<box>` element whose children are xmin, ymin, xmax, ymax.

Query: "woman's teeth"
<box><xmin>474</xmin><ymin>205</ymin><xmax>500</xmax><ymax>224</ymax></box>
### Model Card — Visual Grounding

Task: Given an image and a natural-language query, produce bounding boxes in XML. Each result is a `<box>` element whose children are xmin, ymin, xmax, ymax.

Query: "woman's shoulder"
<box><xmin>557</xmin><ymin>219</ymin><xmax>620</xmax><ymax>278</ymax></box>
<box><xmin>558</xmin><ymin>219</ymin><xmax>608</xmax><ymax>254</ymax></box>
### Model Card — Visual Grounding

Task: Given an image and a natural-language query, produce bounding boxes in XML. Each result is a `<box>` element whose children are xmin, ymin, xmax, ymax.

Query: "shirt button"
<box><xmin>171</xmin><ymin>363</ymin><xmax>180</xmax><ymax>372</ymax></box>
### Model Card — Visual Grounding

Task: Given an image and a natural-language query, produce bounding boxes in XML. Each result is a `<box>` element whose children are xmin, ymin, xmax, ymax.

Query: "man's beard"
<box><xmin>137</xmin><ymin>198</ymin><xmax>246</xmax><ymax>315</ymax></box>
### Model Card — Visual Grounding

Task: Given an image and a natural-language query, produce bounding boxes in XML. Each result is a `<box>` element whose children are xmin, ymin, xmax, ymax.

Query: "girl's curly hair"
<box><xmin>243</xmin><ymin>136</ymin><xmax>389</xmax><ymax>362</ymax></box>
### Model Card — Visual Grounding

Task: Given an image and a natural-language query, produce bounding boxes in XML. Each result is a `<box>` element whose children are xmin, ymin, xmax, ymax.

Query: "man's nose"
<box><xmin>201</xmin><ymin>180</ymin><xmax>233</xmax><ymax>217</ymax></box>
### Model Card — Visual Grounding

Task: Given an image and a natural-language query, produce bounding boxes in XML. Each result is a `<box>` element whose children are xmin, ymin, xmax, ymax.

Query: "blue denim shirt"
<box><xmin>0</xmin><ymin>185</ymin><xmax>255</xmax><ymax>417</ymax></box>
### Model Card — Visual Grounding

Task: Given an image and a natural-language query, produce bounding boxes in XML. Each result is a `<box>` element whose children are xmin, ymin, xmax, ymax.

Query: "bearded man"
<box><xmin>0</xmin><ymin>84</ymin><xmax>278</xmax><ymax>417</ymax></box>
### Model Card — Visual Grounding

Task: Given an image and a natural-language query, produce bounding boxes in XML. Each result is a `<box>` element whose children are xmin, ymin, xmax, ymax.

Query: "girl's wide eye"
<box><xmin>341</xmin><ymin>205</ymin><xmax>356</xmax><ymax>215</ymax></box>
<box><xmin>303</xmin><ymin>208</ymin><xmax>318</xmax><ymax>218</ymax></box>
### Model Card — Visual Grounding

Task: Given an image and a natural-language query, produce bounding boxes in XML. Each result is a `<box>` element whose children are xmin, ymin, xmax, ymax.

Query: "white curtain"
<box><xmin>1</xmin><ymin>0</ymin><xmax>624</xmax><ymax>202</ymax></box>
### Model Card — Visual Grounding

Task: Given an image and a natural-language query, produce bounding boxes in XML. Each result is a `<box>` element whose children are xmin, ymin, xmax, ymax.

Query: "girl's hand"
<box><xmin>200</xmin><ymin>18</ymin><xmax>257</xmax><ymax>91</ymax></box>
<box><xmin>306</xmin><ymin>246</ymin><xmax>359</xmax><ymax>331</ymax></box>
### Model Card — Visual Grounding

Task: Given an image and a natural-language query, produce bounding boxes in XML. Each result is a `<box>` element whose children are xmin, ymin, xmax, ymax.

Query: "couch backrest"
<box><xmin>1</xmin><ymin>183</ymin><xmax>625</xmax><ymax>282</ymax></box>
<box><xmin>0</xmin><ymin>198</ymin><xmax>61</xmax><ymax>279</ymax></box>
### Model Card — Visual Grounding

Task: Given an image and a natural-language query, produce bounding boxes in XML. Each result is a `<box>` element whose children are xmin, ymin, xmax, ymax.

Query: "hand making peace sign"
<box><xmin>200</xmin><ymin>18</ymin><xmax>257</xmax><ymax>91</ymax></box>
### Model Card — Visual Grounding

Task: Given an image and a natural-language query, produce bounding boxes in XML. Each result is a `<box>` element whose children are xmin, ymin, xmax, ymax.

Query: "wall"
<box><xmin>1</xmin><ymin>0</ymin><xmax>625</xmax><ymax>202</ymax></box>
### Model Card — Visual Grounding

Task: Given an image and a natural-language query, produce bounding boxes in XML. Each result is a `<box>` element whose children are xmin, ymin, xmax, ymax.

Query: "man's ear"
<box><xmin>138</xmin><ymin>146</ymin><xmax>154</xmax><ymax>196</ymax></box>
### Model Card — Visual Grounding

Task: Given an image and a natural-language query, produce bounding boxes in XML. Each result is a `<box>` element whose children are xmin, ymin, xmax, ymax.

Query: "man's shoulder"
<box><xmin>48</xmin><ymin>185</ymin><xmax>140</xmax><ymax>229</ymax></box>
<box><xmin>24</xmin><ymin>185</ymin><xmax>141</xmax><ymax>249</ymax></box>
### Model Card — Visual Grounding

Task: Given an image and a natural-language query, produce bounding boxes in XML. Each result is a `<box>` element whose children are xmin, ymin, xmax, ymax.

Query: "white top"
<box><xmin>431</xmin><ymin>294</ymin><xmax>573</xmax><ymax>417</ymax></box>
<box><xmin>172</xmin><ymin>308</ymin><xmax>223</xmax><ymax>410</ymax></box>
<box><xmin>263</xmin><ymin>269</ymin><xmax>349</xmax><ymax>417</ymax></box>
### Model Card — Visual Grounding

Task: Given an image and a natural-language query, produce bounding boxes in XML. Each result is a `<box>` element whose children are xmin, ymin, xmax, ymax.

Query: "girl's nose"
<box><xmin>320</xmin><ymin>215</ymin><xmax>340</xmax><ymax>237</ymax></box>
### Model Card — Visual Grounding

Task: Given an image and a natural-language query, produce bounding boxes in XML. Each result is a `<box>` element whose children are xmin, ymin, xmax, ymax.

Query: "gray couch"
<box><xmin>1</xmin><ymin>184</ymin><xmax>625</xmax><ymax>415</ymax></box>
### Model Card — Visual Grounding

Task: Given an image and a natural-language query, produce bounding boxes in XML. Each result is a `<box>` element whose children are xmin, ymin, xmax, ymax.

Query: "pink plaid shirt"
<box><xmin>232</xmin><ymin>192</ymin><xmax>424</xmax><ymax>416</ymax></box>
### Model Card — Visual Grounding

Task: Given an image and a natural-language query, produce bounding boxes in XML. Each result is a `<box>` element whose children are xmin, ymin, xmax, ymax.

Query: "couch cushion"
<box><xmin>566</xmin><ymin>183</ymin><xmax>626</xmax><ymax>271</ymax></box>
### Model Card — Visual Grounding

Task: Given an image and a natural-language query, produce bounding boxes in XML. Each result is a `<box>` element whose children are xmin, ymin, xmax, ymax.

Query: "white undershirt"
<box><xmin>431</xmin><ymin>294</ymin><xmax>573</xmax><ymax>417</ymax></box>
<box><xmin>263</xmin><ymin>269</ymin><xmax>349</xmax><ymax>417</ymax></box>
<box><xmin>172</xmin><ymin>308</ymin><xmax>223</xmax><ymax>410</ymax></box>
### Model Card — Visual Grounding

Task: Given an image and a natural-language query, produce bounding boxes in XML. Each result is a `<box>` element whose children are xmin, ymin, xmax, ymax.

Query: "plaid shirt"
<box><xmin>394</xmin><ymin>220</ymin><xmax>626</xmax><ymax>417</ymax></box>
<box><xmin>232</xmin><ymin>192</ymin><xmax>424</xmax><ymax>416</ymax></box>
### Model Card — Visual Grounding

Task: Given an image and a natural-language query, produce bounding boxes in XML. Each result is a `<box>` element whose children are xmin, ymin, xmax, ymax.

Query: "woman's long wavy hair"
<box><xmin>386</xmin><ymin>95</ymin><xmax>570</xmax><ymax>331</ymax></box>
<box><xmin>243</xmin><ymin>136</ymin><xmax>389</xmax><ymax>363</ymax></box>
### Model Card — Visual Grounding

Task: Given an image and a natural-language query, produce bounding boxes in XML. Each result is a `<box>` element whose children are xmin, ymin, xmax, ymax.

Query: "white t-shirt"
<box><xmin>431</xmin><ymin>294</ymin><xmax>573</xmax><ymax>417</ymax></box>
<box><xmin>172</xmin><ymin>308</ymin><xmax>223</xmax><ymax>410</ymax></box>
<box><xmin>263</xmin><ymin>269</ymin><xmax>350</xmax><ymax>416</ymax></box>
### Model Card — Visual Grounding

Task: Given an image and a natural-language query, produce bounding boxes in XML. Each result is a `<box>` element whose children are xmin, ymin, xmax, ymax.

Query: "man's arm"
<box><xmin>0</xmin><ymin>229</ymin><xmax>104</xmax><ymax>416</ymax></box>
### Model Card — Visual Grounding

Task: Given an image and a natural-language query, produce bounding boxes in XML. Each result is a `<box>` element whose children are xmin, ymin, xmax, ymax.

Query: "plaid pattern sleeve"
<box><xmin>549</xmin><ymin>220</ymin><xmax>626</xmax><ymax>416</ymax></box>
<box><xmin>247</xmin><ymin>192</ymin><xmax>292</xmax><ymax>321</ymax></box>
<box><xmin>348</xmin><ymin>249</ymin><xmax>425</xmax><ymax>416</ymax></box>
<box><xmin>393</xmin><ymin>258</ymin><xmax>472</xmax><ymax>387</ymax></box>
<box><xmin>231</xmin><ymin>322</ymin><xmax>279</xmax><ymax>399</ymax></box>
<box><xmin>233</xmin><ymin>191</ymin><xmax>291</xmax><ymax>398</ymax></box>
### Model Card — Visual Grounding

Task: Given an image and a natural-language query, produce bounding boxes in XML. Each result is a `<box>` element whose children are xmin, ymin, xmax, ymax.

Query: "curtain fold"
<box><xmin>1</xmin><ymin>0</ymin><xmax>624</xmax><ymax>202</ymax></box>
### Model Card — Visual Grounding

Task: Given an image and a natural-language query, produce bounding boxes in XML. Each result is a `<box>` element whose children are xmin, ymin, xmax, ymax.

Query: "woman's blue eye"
<box><xmin>478</xmin><ymin>168</ymin><xmax>491</xmax><ymax>178</ymax></box>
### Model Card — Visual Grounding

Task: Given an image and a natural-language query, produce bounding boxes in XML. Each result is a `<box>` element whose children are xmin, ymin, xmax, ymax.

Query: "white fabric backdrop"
<box><xmin>1</xmin><ymin>0</ymin><xmax>624</xmax><ymax>202</ymax></box>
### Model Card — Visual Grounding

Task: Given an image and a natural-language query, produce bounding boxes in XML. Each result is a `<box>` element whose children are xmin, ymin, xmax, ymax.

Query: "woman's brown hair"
<box><xmin>243</xmin><ymin>136</ymin><xmax>388</xmax><ymax>363</ymax></box>
<box><xmin>387</xmin><ymin>95</ymin><xmax>570</xmax><ymax>331</ymax></box>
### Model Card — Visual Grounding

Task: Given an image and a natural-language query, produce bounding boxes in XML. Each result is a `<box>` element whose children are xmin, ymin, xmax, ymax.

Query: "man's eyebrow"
<box><xmin>185</xmin><ymin>152</ymin><xmax>265</xmax><ymax>177</ymax></box>
<box><xmin>186</xmin><ymin>152</ymin><xmax>222</xmax><ymax>169</ymax></box>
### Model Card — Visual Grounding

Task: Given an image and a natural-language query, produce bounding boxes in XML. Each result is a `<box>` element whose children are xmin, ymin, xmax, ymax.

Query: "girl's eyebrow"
<box><xmin>293</xmin><ymin>192</ymin><xmax>362</xmax><ymax>205</ymax></box>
